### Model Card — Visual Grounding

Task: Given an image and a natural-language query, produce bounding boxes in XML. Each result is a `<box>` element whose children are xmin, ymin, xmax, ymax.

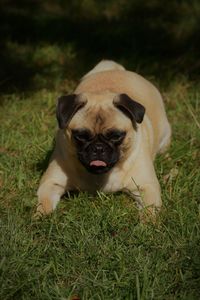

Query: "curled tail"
<box><xmin>83</xmin><ymin>60</ymin><xmax>125</xmax><ymax>78</ymax></box>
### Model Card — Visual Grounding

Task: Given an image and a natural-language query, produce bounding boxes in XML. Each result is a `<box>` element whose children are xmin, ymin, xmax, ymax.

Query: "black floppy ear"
<box><xmin>56</xmin><ymin>94</ymin><xmax>87</xmax><ymax>129</ymax></box>
<box><xmin>113</xmin><ymin>93</ymin><xmax>145</xmax><ymax>126</ymax></box>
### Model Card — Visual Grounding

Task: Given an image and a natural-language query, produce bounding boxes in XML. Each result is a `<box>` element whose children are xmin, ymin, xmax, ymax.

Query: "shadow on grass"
<box><xmin>36</xmin><ymin>148</ymin><xmax>54</xmax><ymax>174</ymax></box>
<box><xmin>0</xmin><ymin>0</ymin><xmax>200</xmax><ymax>93</ymax></box>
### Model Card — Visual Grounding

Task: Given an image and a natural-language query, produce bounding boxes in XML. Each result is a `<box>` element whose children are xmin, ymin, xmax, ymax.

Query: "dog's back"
<box><xmin>83</xmin><ymin>60</ymin><xmax>125</xmax><ymax>79</ymax></box>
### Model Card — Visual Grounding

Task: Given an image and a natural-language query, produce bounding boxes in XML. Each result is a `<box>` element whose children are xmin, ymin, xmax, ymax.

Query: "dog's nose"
<box><xmin>93</xmin><ymin>143</ymin><xmax>105</xmax><ymax>154</ymax></box>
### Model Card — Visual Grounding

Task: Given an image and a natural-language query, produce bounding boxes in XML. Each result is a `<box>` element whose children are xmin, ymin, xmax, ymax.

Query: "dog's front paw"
<box><xmin>33</xmin><ymin>199</ymin><xmax>54</xmax><ymax>219</ymax></box>
<box><xmin>32</xmin><ymin>204</ymin><xmax>45</xmax><ymax>219</ymax></box>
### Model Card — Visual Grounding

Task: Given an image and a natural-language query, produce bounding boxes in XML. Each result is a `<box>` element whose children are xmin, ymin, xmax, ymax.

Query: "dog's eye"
<box><xmin>104</xmin><ymin>130</ymin><xmax>126</xmax><ymax>143</ymax></box>
<box><xmin>72</xmin><ymin>129</ymin><xmax>93</xmax><ymax>142</ymax></box>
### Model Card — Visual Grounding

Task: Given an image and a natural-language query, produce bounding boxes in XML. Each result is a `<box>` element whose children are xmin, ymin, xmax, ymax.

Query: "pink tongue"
<box><xmin>90</xmin><ymin>160</ymin><xmax>107</xmax><ymax>167</ymax></box>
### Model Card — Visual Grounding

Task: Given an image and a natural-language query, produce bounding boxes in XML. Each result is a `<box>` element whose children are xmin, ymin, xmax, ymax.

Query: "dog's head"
<box><xmin>56</xmin><ymin>92</ymin><xmax>145</xmax><ymax>174</ymax></box>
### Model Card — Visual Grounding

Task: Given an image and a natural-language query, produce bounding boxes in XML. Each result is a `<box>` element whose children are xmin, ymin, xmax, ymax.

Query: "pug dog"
<box><xmin>36</xmin><ymin>60</ymin><xmax>171</xmax><ymax>217</ymax></box>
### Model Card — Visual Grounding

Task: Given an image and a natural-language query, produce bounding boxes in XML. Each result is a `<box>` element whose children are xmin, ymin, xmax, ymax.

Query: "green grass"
<box><xmin>0</xmin><ymin>76</ymin><xmax>200</xmax><ymax>299</ymax></box>
<box><xmin>1</xmin><ymin>1</ymin><xmax>200</xmax><ymax>298</ymax></box>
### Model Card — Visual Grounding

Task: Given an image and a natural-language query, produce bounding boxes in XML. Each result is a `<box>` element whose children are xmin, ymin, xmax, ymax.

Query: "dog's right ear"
<box><xmin>56</xmin><ymin>94</ymin><xmax>87</xmax><ymax>129</ymax></box>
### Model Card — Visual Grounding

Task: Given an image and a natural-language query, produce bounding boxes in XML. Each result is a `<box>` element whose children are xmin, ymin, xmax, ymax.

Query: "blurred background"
<box><xmin>0</xmin><ymin>0</ymin><xmax>200</xmax><ymax>93</ymax></box>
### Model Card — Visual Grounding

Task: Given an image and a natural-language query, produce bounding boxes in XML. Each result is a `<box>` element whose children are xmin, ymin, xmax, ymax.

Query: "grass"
<box><xmin>1</xmin><ymin>1</ymin><xmax>200</xmax><ymax>298</ymax></box>
<box><xmin>0</xmin><ymin>71</ymin><xmax>200</xmax><ymax>299</ymax></box>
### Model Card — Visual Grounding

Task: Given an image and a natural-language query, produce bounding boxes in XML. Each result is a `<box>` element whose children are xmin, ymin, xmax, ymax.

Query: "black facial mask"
<box><xmin>72</xmin><ymin>129</ymin><xmax>126</xmax><ymax>174</ymax></box>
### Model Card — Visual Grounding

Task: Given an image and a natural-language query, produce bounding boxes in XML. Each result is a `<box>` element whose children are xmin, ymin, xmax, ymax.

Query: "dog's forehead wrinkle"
<box><xmin>94</xmin><ymin>111</ymin><xmax>105</xmax><ymax>129</ymax></box>
<box><xmin>84</xmin><ymin>106</ymin><xmax>111</xmax><ymax>133</ymax></box>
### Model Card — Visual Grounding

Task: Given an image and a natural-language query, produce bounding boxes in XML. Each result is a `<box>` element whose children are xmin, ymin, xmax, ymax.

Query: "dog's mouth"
<box><xmin>88</xmin><ymin>160</ymin><xmax>109</xmax><ymax>174</ymax></box>
<box><xmin>90</xmin><ymin>160</ymin><xmax>107</xmax><ymax>167</ymax></box>
<box><xmin>84</xmin><ymin>159</ymin><xmax>113</xmax><ymax>174</ymax></box>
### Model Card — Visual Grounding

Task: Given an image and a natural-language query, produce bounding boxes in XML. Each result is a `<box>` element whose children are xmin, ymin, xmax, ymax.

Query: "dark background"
<box><xmin>0</xmin><ymin>0</ymin><xmax>200</xmax><ymax>92</ymax></box>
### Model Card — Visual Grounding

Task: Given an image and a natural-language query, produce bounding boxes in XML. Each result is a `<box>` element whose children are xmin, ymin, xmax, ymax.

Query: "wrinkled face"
<box><xmin>71</xmin><ymin>127</ymin><xmax>126</xmax><ymax>174</ymax></box>
<box><xmin>56</xmin><ymin>92</ymin><xmax>145</xmax><ymax>174</ymax></box>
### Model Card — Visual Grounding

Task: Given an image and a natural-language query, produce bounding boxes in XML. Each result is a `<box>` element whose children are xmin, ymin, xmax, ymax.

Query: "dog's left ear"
<box><xmin>56</xmin><ymin>94</ymin><xmax>87</xmax><ymax>129</ymax></box>
<box><xmin>113</xmin><ymin>93</ymin><xmax>145</xmax><ymax>126</ymax></box>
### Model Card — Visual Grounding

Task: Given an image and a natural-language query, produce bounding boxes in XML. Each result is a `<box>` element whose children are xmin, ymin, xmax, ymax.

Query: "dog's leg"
<box><xmin>35</xmin><ymin>159</ymin><xmax>68</xmax><ymax>216</ymax></box>
<box><xmin>140</xmin><ymin>181</ymin><xmax>161</xmax><ymax>210</ymax></box>
<box><xmin>130</xmin><ymin>182</ymin><xmax>161</xmax><ymax>223</ymax></box>
<box><xmin>126</xmin><ymin>165</ymin><xmax>162</xmax><ymax>222</ymax></box>
<box><xmin>138</xmin><ymin>182</ymin><xmax>162</xmax><ymax>223</ymax></box>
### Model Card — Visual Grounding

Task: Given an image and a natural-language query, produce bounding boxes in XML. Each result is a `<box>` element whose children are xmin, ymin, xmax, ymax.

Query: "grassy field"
<box><xmin>1</xmin><ymin>1</ymin><xmax>200</xmax><ymax>299</ymax></box>
<box><xmin>0</xmin><ymin>69</ymin><xmax>200</xmax><ymax>300</ymax></box>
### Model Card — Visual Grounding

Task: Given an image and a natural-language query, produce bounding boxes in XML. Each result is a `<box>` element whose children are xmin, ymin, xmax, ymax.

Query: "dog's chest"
<box><xmin>101</xmin><ymin>170</ymin><xmax>124</xmax><ymax>192</ymax></box>
<box><xmin>70</xmin><ymin>168</ymin><xmax>125</xmax><ymax>193</ymax></box>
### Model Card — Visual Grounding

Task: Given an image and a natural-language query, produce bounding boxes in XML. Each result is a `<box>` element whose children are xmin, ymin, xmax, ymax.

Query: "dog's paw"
<box><xmin>32</xmin><ymin>201</ymin><xmax>53</xmax><ymax>219</ymax></box>
<box><xmin>32</xmin><ymin>204</ymin><xmax>46</xmax><ymax>219</ymax></box>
